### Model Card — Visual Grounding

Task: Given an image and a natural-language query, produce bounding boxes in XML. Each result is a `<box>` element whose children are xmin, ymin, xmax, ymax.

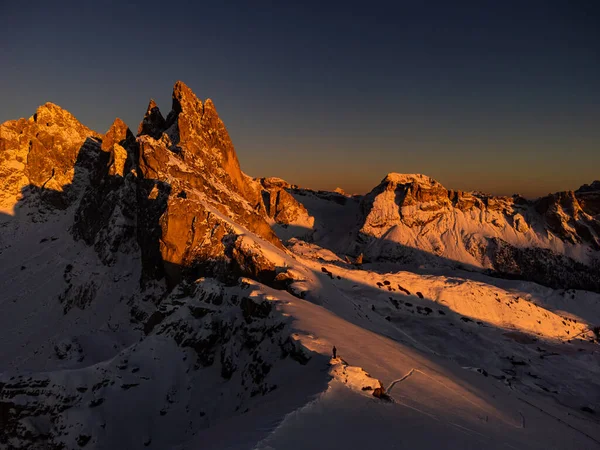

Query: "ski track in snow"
<box><xmin>386</xmin><ymin>368</ymin><xmax>417</xmax><ymax>393</ymax></box>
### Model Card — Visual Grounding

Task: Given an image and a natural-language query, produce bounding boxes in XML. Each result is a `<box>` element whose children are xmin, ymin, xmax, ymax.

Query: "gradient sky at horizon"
<box><xmin>1</xmin><ymin>1</ymin><xmax>599</xmax><ymax>197</ymax></box>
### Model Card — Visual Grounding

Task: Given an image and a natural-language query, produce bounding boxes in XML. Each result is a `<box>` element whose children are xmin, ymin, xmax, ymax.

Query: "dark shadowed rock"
<box><xmin>137</xmin><ymin>99</ymin><xmax>167</xmax><ymax>139</ymax></box>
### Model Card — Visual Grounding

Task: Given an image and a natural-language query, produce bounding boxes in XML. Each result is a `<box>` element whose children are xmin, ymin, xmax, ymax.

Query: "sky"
<box><xmin>1</xmin><ymin>0</ymin><xmax>598</xmax><ymax>197</ymax></box>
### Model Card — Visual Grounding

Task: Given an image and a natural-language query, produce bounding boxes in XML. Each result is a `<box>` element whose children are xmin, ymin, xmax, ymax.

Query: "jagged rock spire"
<box><xmin>169</xmin><ymin>81</ymin><xmax>203</xmax><ymax>119</ymax></box>
<box><xmin>103</xmin><ymin>118</ymin><xmax>137</xmax><ymax>177</ymax></box>
<box><xmin>158</xmin><ymin>81</ymin><xmax>261</xmax><ymax>206</ymax></box>
<box><xmin>103</xmin><ymin>118</ymin><xmax>130</xmax><ymax>151</ymax></box>
<box><xmin>137</xmin><ymin>99</ymin><xmax>166</xmax><ymax>139</ymax></box>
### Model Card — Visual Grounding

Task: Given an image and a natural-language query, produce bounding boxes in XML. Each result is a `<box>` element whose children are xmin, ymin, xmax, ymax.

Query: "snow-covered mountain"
<box><xmin>280</xmin><ymin>172</ymin><xmax>600</xmax><ymax>292</ymax></box>
<box><xmin>1</xmin><ymin>82</ymin><xmax>599</xmax><ymax>449</ymax></box>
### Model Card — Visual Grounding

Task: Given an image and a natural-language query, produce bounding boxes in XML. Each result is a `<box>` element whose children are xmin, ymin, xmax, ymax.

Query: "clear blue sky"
<box><xmin>1</xmin><ymin>1</ymin><xmax>599</xmax><ymax>197</ymax></box>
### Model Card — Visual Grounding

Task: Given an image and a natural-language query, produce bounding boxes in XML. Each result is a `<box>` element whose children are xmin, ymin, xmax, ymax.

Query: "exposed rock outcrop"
<box><xmin>0</xmin><ymin>279</ymin><xmax>311</xmax><ymax>449</ymax></box>
<box><xmin>358</xmin><ymin>173</ymin><xmax>600</xmax><ymax>253</ymax></box>
<box><xmin>137</xmin><ymin>99</ymin><xmax>166</xmax><ymax>139</ymax></box>
<box><xmin>534</xmin><ymin>190</ymin><xmax>599</xmax><ymax>247</ymax></box>
<box><xmin>576</xmin><ymin>181</ymin><xmax>600</xmax><ymax>217</ymax></box>
<box><xmin>269</xmin><ymin>173</ymin><xmax>600</xmax><ymax>291</ymax></box>
<box><xmin>132</xmin><ymin>82</ymin><xmax>283</xmax><ymax>285</ymax></box>
<box><xmin>260</xmin><ymin>178</ymin><xmax>313</xmax><ymax>225</ymax></box>
<box><xmin>346</xmin><ymin>173</ymin><xmax>600</xmax><ymax>291</ymax></box>
<box><xmin>0</xmin><ymin>103</ymin><xmax>101</xmax><ymax>211</ymax></box>
<box><xmin>0</xmin><ymin>81</ymin><xmax>284</xmax><ymax>289</ymax></box>
<box><xmin>72</xmin><ymin>119</ymin><xmax>141</xmax><ymax>267</ymax></box>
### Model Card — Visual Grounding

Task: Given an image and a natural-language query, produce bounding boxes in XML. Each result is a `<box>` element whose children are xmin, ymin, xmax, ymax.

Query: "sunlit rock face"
<box><xmin>0</xmin><ymin>81</ymin><xmax>284</xmax><ymax>288</ymax></box>
<box><xmin>260</xmin><ymin>177</ymin><xmax>313</xmax><ymax>226</ymax></box>
<box><xmin>103</xmin><ymin>117</ymin><xmax>135</xmax><ymax>177</ymax></box>
<box><xmin>159</xmin><ymin>81</ymin><xmax>265</xmax><ymax>209</ymax></box>
<box><xmin>359</xmin><ymin>173</ymin><xmax>515</xmax><ymax>232</ymax></box>
<box><xmin>350</xmin><ymin>172</ymin><xmax>600</xmax><ymax>291</ymax></box>
<box><xmin>575</xmin><ymin>181</ymin><xmax>600</xmax><ymax>219</ymax></box>
<box><xmin>265</xmin><ymin>171</ymin><xmax>600</xmax><ymax>291</ymax></box>
<box><xmin>133</xmin><ymin>81</ymin><xmax>283</xmax><ymax>286</ymax></box>
<box><xmin>0</xmin><ymin>103</ymin><xmax>101</xmax><ymax>211</ymax></box>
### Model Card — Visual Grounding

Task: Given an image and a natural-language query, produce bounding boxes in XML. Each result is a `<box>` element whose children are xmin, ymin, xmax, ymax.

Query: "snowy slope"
<box><xmin>354</xmin><ymin>174</ymin><xmax>600</xmax><ymax>291</ymax></box>
<box><xmin>184</xmin><ymin>277</ymin><xmax>600</xmax><ymax>450</ymax></box>
<box><xmin>277</xmin><ymin>173</ymin><xmax>600</xmax><ymax>293</ymax></box>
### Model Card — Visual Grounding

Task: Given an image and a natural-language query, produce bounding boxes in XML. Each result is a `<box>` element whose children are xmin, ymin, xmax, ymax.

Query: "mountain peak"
<box><xmin>204</xmin><ymin>98</ymin><xmax>215</xmax><ymax>110</ymax></box>
<box><xmin>577</xmin><ymin>180</ymin><xmax>600</xmax><ymax>193</ymax></box>
<box><xmin>33</xmin><ymin>102</ymin><xmax>90</xmax><ymax>132</ymax></box>
<box><xmin>171</xmin><ymin>80</ymin><xmax>203</xmax><ymax>117</ymax></box>
<box><xmin>382</xmin><ymin>173</ymin><xmax>440</xmax><ymax>187</ymax></box>
<box><xmin>109</xmin><ymin>116</ymin><xmax>128</xmax><ymax>132</ymax></box>
<box><xmin>146</xmin><ymin>98</ymin><xmax>159</xmax><ymax>113</ymax></box>
<box><xmin>103</xmin><ymin>117</ymin><xmax>132</xmax><ymax>151</ymax></box>
<box><xmin>138</xmin><ymin>98</ymin><xmax>166</xmax><ymax>138</ymax></box>
<box><xmin>34</xmin><ymin>101</ymin><xmax>70</xmax><ymax>117</ymax></box>
<box><xmin>30</xmin><ymin>102</ymin><xmax>99</xmax><ymax>142</ymax></box>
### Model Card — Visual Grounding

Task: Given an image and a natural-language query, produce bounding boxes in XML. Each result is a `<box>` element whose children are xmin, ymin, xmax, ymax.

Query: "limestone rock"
<box><xmin>103</xmin><ymin>117</ymin><xmax>136</xmax><ymax>176</ymax></box>
<box><xmin>0</xmin><ymin>81</ymin><xmax>285</xmax><ymax>289</ymax></box>
<box><xmin>163</xmin><ymin>81</ymin><xmax>261</xmax><ymax>207</ymax></box>
<box><xmin>534</xmin><ymin>190</ymin><xmax>597</xmax><ymax>246</ymax></box>
<box><xmin>137</xmin><ymin>99</ymin><xmax>166</xmax><ymax>139</ymax></box>
<box><xmin>351</xmin><ymin>172</ymin><xmax>600</xmax><ymax>291</ymax></box>
<box><xmin>513</xmin><ymin>213</ymin><xmax>529</xmax><ymax>233</ymax></box>
<box><xmin>576</xmin><ymin>181</ymin><xmax>600</xmax><ymax>217</ymax></box>
<box><xmin>261</xmin><ymin>182</ymin><xmax>313</xmax><ymax>225</ymax></box>
<box><xmin>259</xmin><ymin>177</ymin><xmax>291</xmax><ymax>190</ymax></box>
<box><xmin>0</xmin><ymin>102</ymin><xmax>100</xmax><ymax>211</ymax></box>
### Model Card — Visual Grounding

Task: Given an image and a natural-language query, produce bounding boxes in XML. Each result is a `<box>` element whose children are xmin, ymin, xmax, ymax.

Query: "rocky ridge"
<box><xmin>0</xmin><ymin>278</ymin><xmax>315</xmax><ymax>450</ymax></box>
<box><xmin>352</xmin><ymin>173</ymin><xmax>600</xmax><ymax>290</ymax></box>
<box><xmin>0</xmin><ymin>82</ymin><xmax>309</xmax><ymax>447</ymax></box>
<box><xmin>0</xmin><ymin>81</ymin><xmax>286</xmax><ymax>289</ymax></box>
<box><xmin>0</xmin><ymin>103</ymin><xmax>102</xmax><ymax>212</ymax></box>
<box><xmin>267</xmin><ymin>172</ymin><xmax>600</xmax><ymax>292</ymax></box>
<box><xmin>259</xmin><ymin>177</ymin><xmax>313</xmax><ymax>226</ymax></box>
